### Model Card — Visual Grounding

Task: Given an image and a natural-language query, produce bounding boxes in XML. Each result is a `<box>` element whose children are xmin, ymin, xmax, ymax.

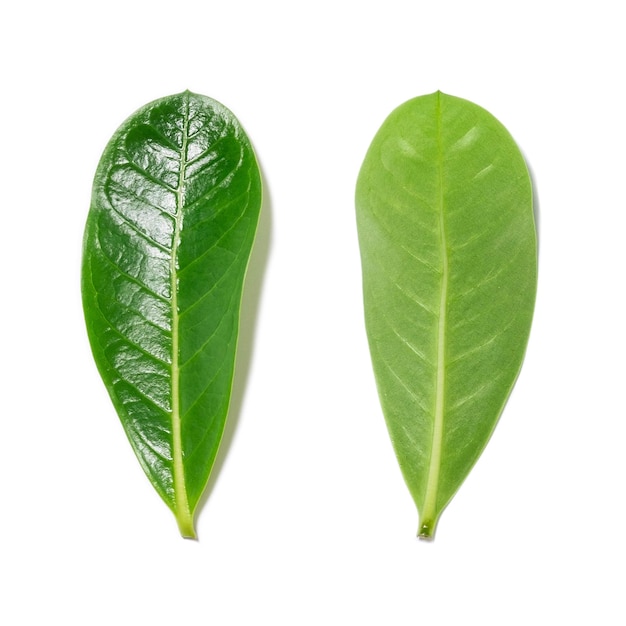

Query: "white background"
<box><xmin>1</xmin><ymin>0</ymin><xmax>624</xmax><ymax>623</ymax></box>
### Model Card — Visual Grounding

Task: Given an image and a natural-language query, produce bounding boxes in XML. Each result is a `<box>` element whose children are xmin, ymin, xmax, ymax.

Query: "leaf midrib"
<box><xmin>420</xmin><ymin>92</ymin><xmax>448</xmax><ymax>538</ymax></box>
<box><xmin>171</xmin><ymin>93</ymin><xmax>195</xmax><ymax>538</ymax></box>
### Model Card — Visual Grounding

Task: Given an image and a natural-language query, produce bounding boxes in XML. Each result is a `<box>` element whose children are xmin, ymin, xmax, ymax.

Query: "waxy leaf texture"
<box><xmin>356</xmin><ymin>92</ymin><xmax>537</xmax><ymax>539</ymax></box>
<box><xmin>82</xmin><ymin>91</ymin><xmax>261</xmax><ymax>537</ymax></box>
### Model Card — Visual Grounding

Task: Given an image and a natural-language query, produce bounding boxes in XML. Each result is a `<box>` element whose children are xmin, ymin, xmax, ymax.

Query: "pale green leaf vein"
<box><xmin>379</xmin><ymin>159</ymin><xmax>437</xmax><ymax>211</ymax></box>
<box><xmin>368</xmin><ymin>185</ymin><xmax>438</xmax><ymax>236</ymax></box>
<box><xmin>125</xmin><ymin>418</ymin><xmax>172</xmax><ymax>462</ymax></box>
<box><xmin>391</xmin><ymin>278</ymin><xmax>437</xmax><ymax>317</ymax></box>
<box><xmin>182</xmin><ymin>158</ymin><xmax>244</xmax><ymax>213</ymax></box>
<box><xmin>144</xmin><ymin>122</ymin><xmax>184</xmax><ymax>152</ymax></box>
<box><xmin>369</xmin><ymin>200</ymin><xmax>440</xmax><ymax>273</ymax></box>
<box><xmin>99</xmin><ymin>312</ymin><xmax>171</xmax><ymax>367</ymax></box>
<box><xmin>113</xmin><ymin>376</ymin><xmax>171</xmax><ymax>415</ymax></box>
<box><xmin>121</xmin><ymin>160</ymin><xmax>178</xmax><ymax>194</ymax></box>
<box><xmin>185</xmin><ymin>134</ymin><xmax>231</xmax><ymax>169</ymax></box>
<box><xmin>95</xmin><ymin>246</ymin><xmax>169</xmax><ymax>303</ymax></box>
<box><xmin>107</xmin><ymin>202</ymin><xmax>171</xmax><ymax>254</ymax></box>
<box><xmin>449</xmin><ymin>317</ymin><xmax>516</xmax><ymax>365</ymax></box>
<box><xmin>180</xmin><ymin>356</ymin><xmax>229</xmax><ymax>425</ymax></box>
<box><xmin>374</xmin><ymin>348</ymin><xmax>431</xmax><ymax>415</ymax></box>
<box><xmin>170</xmin><ymin>92</ymin><xmax>190</xmax><ymax>531</ymax></box>
<box><xmin>179</xmin><ymin>287</ymin><xmax>239</xmax><ymax>370</ymax></box>
<box><xmin>177</xmin><ymin>209</ymin><xmax>246</xmax><ymax>277</ymax></box>
<box><xmin>183</xmin><ymin>187</ymin><xmax>251</xmax><ymax>235</ymax></box>
<box><xmin>448</xmin><ymin>367</ymin><xmax>510</xmax><ymax>413</ymax></box>
<box><xmin>452</xmin><ymin>245</ymin><xmax>523</xmax><ymax>301</ymax></box>
<box><xmin>105</xmin><ymin>178</ymin><xmax>178</xmax><ymax>221</ymax></box>
<box><xmin>367</xmin><ymin>286</ymin><xmax>434</xmax><ymax>369</ymax></box>
<box><xmin>421</xmin><ymin>91</ymin><xmax>448</xmax><ymax>530</ymax></box>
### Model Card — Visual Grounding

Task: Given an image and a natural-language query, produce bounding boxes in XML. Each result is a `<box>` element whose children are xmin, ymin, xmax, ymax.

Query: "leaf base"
<box><xmin>417</xmin><ymin>517</ymin><xmax>438</xmax><ymax>541</ymax></box>
<box><xmin>176</xmin><ymin>512</ymin><xmax>197</xmax><ymax>540</ymax></box>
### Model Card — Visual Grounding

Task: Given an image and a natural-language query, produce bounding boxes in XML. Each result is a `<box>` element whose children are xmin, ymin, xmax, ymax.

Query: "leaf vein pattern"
<box><xmin>85</xmin><ymin>254</ymin><xmax>172</xmax><ymax>356</ymax></box>
<box><xmin>178</xmin><ymin>208</ymin><xmax>246</xmax><ymax>278</ymax></box>
<box><xmin>451</xmin><ymin>229</ymin><xmax>484</xmax><ymax>251</ymax></box>
<box><xmin>180</xmin><ymin>355</ymin><xmax>229</xmax><ymax>425</ymax></box>
<box><xmin>391</xmin><ymin>278</ymin><xmax>437</xmax><ymax>317</ymax></box>
<box><xmin>184</xmin><ymin>134</ymin><xmax>231</xmax><ymax>169</ymax></box>
<box><xmin>192</xmin><ymin>116</ymin><xmax>232</xmax><ymax>143</ymax></box>
<box><xmin>183</xmin><ymin>187</ymin><xmax>250</xmax><ymax>236</ymax></box>
<box><xmin>369</xmin><ymin>199</ymin><xmax>440</xmax><ymax>274</ymax></box>
<box><xmin>98</xmin><ymin>310</ymin><xmax>171</xmax><ymax>367</ymax></box>
<box><xmin>125</xmin><ymin>417</ymin><xmax>172</xmax><ymax>462</ymax></box>
<box><xmin>106</xmin><ymin>178</ymin><xmax>178</xmax><ymax>220</ymax></box>
<box><xmin>183</xmin><ymin>404</ymin><xmax>223</xmax><ymax>465</ymax></box>
<box><xmin>95</xmin><ymin>246</ymin><xmax>169</xmax><ymax>303</ymax></box>
<box><xmin>177</xmin><ymin>239</ymin><xmax>245</xmax><ymax>321</ymax></box>
<box><xmin>377</xmin><ymin>350</ymin><xmax>430</xmax><ymax>415</ymax></box>
<box><xmin>380</xmin><ymin>158</ymin><xmax>437</xmax><ymax>211</ymax></box>
<box><xmin>448</xmin><ymin>367</ymin><xmax>509</xmax><ymax>413</ymax></box>
<box><xmin>179</xmin><ymin>286</ymin><xmax>239</xmax><ymax>370</ymax></box>
<box><xmin>106</xmin><ymin>201</ymin><xmax>171</xmax><ymax>254</ymax></box>
<box><xmin>366</xmin><ymin>245</ymin><xmax>437</xmax><ymax>316</ymax></box>
<box><xmin>367</xmin><ymin>286</ymin><xmax>435</xmax><ymax>369</ymax></box>
<box><xmin>144</xmin><ymin>122</ymin><xmax>183</xmax><ymax>151</ymax></box>
<box><xmin>114</xmin><ymin>376</ymin><xmax>170</xmax><ymax>415</ymax></box>
<box><xmin>369</xmin><ymin>185</ymin><xmax>437</xmax><ymax>234</ymax></box>
<box><xmin>182</xmin><ymin>345</ymin><xmax>235</xmax><ymax>466</ymax></box>
<box><xmin>449</xmin><ymin>317</ymin><xmax>516</xmax><ymax>365</ymax></box>
<box><xmin>389</xmin><ymin>323</ymin><xmax>433</xmax><ymax>368</ymax></box>
<box><xmin>120</xmin><ymin>159</ymin><xmax>178</xmax><ymax>193</ymax></box>
<box><xmin>185</xmin><ymin>156</ymin><xmax>230</xmax><ymax>186</ymax></box>
<box><xmin>452</xmin><ymin>245</ymin><xmax>523</xmax><ymax>300</ymax></box>
<box><xmin>182</xmin><ymin>155</ymin><xmax>244</xmax><ymax>213</ymax></box>
<box><xmin>187</xmin><ymin>110</ymin><xmax>227</xmax><ymax>141</ymax></box>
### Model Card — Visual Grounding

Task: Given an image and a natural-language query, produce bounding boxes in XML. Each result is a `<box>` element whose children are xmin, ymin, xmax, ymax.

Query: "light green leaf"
<box><xmin>356</xmin><ymin>92</ymin><xmax>537</xmax><ymax>539</ymax></box>
<box><xmin>82</xmin><ymin>91</ymin><xmax>261</xmax><ymax>538</ymax></box>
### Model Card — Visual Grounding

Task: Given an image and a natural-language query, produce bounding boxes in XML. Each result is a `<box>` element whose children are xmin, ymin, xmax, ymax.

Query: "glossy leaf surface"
<box><xmin>356</xmin><ymin>92</ymin><xmax>536</xmax><ymax>539</ymax></box>
<box><xmin>82</xmin><ymin>91</ymin><xmax>261</xmax><ymax>537</ymax></box>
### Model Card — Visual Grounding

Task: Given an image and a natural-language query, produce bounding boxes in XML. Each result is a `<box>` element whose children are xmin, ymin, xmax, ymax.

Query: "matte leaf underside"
<box><xmin>356</xmin><ymin>92</ymin><xmax>536</xmax><ymax>539</ymax></box>
<box><xmin>82</xmin><ymin>91</ymin><xmax>261</xmax><ymax>537</ymax></box>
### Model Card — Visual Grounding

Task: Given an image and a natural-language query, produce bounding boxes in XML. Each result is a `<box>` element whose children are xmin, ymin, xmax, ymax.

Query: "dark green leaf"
<box><xmin>82</xmin><ymin>91</ymin><xmax>261</xmax><ymax>537</ymax></box>
<box><xmin>356</xmin><ymin>92</ymin><xmax>537</xmax><ymax>539</ymax></box>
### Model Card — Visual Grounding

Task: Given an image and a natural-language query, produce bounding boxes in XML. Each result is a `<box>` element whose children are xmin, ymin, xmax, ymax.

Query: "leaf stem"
<box><xmin>418</xmin><ymin>518</ymin><xmax>438</xmax><ymax>540</ymax></box>
<box><xmin>171</xmin><ymin>92</ymin><xmax>195</xmax><ymax>539</ymax></box>
<box><xmin>420</xmin><ymin>91</ymin><xmax>448</xmax><ymax>539</ymax></box>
